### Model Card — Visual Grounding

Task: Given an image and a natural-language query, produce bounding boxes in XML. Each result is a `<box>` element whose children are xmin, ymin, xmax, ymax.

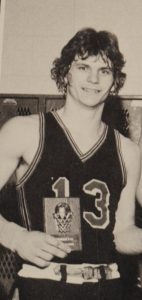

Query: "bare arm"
<box><xmin>136</xmin><ymin>134</ymin><xmax>142</xmax><ymax>206</ymax></box>
<box><xmin>0</xmin><ymin>117</ymin><xmax>24</xmax><ymax>189</ymax></box>
<box><xmin>0</xmin><ymin>116</ymin><xmax>71</xmax><ymax>266</ymax></box>
<box><xmin>114</xmin><ymin>135</ymin><xmax>142</xmax><ymax>254</ymax></box>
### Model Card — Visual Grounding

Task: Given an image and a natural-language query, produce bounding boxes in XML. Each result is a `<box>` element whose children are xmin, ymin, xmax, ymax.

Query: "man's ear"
<box><xmin>66</xmin><ymin>72</ymin><xmax>73</xmax><ymax>85</ymax></box>
<box><xmin>64</xmin><ymin>77</ymin><xmax>68</xmax><ymax>85</ymax></box>
<box><xmin>110</xmin><ymin>83</ymin><xmax>116</xmax><ymax>95</ymax></box>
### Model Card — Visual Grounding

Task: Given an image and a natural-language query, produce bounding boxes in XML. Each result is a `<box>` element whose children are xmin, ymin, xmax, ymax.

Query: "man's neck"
<box><xmin>58</xmin><ymin>97</ymin><xmax>105</xmax><ymax>137</ymax></box>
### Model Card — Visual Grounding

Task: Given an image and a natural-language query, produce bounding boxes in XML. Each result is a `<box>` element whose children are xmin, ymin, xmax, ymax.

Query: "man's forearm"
<box><xmin>114</xmin><ymin>225</ymin><xmax>142</xmax><ymax>254</ymax></box>
<box><xmin>0</xmin><ymin>214</ymin><xmax>26</xmax><ymax>252</ymax></box>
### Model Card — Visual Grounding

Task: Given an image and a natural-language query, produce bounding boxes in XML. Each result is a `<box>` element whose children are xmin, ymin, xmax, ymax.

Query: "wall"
<box><xmin>0</xmin><ymin>0</ymin><xmax>142</xmax><ymax>95</ymax></box>
<box><xmin>0</xmin><ymin>0</ymin><xmax>6</xmax><ymax>79</ymax></box>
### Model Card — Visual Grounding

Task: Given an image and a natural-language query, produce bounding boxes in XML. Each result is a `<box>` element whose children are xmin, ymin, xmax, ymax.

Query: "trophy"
<box><xmin>43</xmin><ymin>197</ymin><xmax>82</xmax><ymax>251</ymax></box>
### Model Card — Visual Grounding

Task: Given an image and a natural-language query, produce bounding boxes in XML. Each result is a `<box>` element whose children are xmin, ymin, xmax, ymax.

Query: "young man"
<box><xmin>0</xmin><ymin>28</ymin><xmax>141</xmax><ymax>300</ymax></box>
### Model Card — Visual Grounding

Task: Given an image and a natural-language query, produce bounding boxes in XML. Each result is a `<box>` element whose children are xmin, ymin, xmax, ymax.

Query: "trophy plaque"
<box><xmin>43</xmin><ymin>197</ymin><xmax>82</xmax><ymax>251</ymax></box>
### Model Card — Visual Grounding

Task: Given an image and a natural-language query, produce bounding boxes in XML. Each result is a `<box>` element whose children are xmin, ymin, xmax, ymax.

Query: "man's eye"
<box><xmin>78</xmin><ymin>66</ymin><xmax>86</xmax><ymax>70</ymax></box>
<box><xmin>100</xmin><ymin>69</ymin><xmax>112</xmax><ymax>75</ymax></box>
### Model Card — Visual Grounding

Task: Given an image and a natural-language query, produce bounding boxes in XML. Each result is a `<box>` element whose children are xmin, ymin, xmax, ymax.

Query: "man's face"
<box><xmin>66</xmin><ymin>54</ymin><xmax>114</xmax><ymax>108</ymax></box>
<box><xmin>59</xmin><ymin>207</ymin><xmax>66</xmax><ymax>219</ymax></box>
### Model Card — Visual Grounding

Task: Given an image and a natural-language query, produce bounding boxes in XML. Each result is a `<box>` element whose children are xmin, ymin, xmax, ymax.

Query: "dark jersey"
<box><xmin>16</xmin><ymin>111</ymin><xmax>126</xmax><ymax>264</ymax></box>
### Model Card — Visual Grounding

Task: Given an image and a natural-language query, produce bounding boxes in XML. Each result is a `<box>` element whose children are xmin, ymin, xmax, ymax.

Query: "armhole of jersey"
<box><xmin>114</xmin><ymin>129</ymin><xmax>127</xmax><ymax>187</ymax></box>
<box><xmin>16</xmin><ymin>112</ymin><xmax>45</xmax><ymax>188</ymax></box>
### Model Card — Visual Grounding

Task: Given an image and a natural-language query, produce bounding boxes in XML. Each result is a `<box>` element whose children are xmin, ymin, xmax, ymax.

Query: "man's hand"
<box><xmin>14</xmin><ymin>230</ymin><xmax>71</xmax><ymax>267</ymax></box>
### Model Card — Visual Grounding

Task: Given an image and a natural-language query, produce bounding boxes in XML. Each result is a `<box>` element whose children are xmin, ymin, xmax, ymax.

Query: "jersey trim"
<box><xmin>114</xmin><ymin>129</ymin><xmax>127</xmax><ymax>187</ymax></box>
<box><xmin>16</xmin><ymin>112</ymin><xmax>45</xmax><ymax>188</ymax></box>
<box><xmin>17</xmin><ymin>186</ymin><xmax>32</xmax><ymax>230</ymax></box>
<box><xmin>52</xmin><ymin>111</ymin><xmax>108</xmax><ymax>163</ymax></box>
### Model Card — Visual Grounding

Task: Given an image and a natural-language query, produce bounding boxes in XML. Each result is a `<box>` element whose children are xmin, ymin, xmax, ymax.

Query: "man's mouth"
<box><xmin>82</xmin><ymin>87</ymin><xmax>101</xmax><ymax>93</ymax></box>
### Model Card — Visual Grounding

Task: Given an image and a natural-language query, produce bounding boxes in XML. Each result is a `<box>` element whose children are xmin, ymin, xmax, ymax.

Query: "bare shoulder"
<box><xmin>119</xmin><ymin>133</ymin><xmax>140</xmax><ymax>156</ymax></box>
<box><xmin>0</xmin><ymin>114</ymin><xmax>39</xmax><ymax>137</ymax></box>
<box><xmin>0</xmin><ymin>114</ymin><xmax>40</xmax><ymax>156</ymax></box>
<box><xmin>119</xmin><ymin>133</ymin><xmax>141</xmax><ymax>172</ymax></box>
<box><xmin>1</xmin><ymin>114</ymin><xmax>39</xmax><ymax>128</ymax></box>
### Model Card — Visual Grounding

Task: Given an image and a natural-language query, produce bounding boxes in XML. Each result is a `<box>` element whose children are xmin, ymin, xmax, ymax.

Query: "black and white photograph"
<box><xmin>0</xmin><ymin>1</ymin><xmax>142</xmax><ymax>299</ymax></box>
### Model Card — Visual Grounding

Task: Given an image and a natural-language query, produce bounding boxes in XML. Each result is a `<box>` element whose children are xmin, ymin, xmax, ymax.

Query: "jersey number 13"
<box><xmin>52</xmin><ymin>177</ymin><xmax>110</xmax><ymax>229</ymax></box>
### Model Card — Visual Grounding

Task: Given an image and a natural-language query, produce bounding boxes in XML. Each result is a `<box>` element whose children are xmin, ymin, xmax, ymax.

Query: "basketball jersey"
<box><xmin>16</xmin><ymin>111</ymin><xmax>126</xmax><ymax>264</ymax></box>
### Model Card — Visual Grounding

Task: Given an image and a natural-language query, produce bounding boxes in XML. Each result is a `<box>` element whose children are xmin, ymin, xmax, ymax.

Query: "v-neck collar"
<box><xmin>51</xmin><ymin>111</ymin><xmax>108</xmax><ymax>163</ymax></box>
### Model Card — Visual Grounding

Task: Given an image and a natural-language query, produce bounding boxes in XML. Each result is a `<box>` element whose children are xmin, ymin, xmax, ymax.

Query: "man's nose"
<box><xmin>87</xmin><ymin>70</ymin><xmax>99</xmax><ymax>83</ymax></box>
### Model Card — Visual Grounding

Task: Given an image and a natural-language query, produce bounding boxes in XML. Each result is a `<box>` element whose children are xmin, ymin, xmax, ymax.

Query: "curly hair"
<box><xmin>51</xmin><ymin>28</ymin><xmax>126</xmax><ymax>94</ymax></box>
